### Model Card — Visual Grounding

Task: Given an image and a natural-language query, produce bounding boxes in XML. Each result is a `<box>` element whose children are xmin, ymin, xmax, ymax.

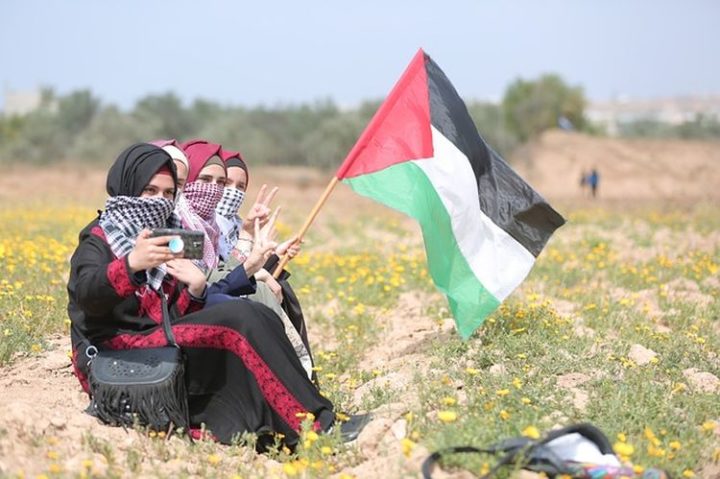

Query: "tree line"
<box><xmin>1</xmin><ymin>74</ymin><xmax>717</xmax><ymax>168</ymax></box>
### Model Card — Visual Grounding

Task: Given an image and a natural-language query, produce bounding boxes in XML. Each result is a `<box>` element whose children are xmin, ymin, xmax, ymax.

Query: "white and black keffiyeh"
<box><xmin>99</xmin><ymin>196</ymin><xmax>180</xmax><ymax>291</ymax></box>
<box><xmin>216</xmin><ymin>187</ymin><xmax>245</xmax><ymax>219</ymax></box>
<box><xmin>215</xmin><ymin>187</ymin><xmax>245</xmax><ymax>260</ymax></box>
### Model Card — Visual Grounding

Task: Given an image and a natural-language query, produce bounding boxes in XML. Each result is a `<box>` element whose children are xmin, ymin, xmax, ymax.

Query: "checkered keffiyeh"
<box><xmin>175</xmin><ymin>181</ymin><xmax>224</xmax><ymax>270</ymax></box>
<box><xmin>215</xmin><ymin>187</ymin><xmax>245</xmax><ymax>258</ymax></box>
<box><xmin>183</xmin><ymin>182</ymin><xmax>224</xmax><ymax>220</ymax></box>
<box><xmin>99</xmin><ymin>196</ymin><xmax>180</xmax><ymax>291</ymax></box>
<box><xmin>215</xmin><ymin>187</ymin><xmax>245</xmax><ymax>220</ymax></box>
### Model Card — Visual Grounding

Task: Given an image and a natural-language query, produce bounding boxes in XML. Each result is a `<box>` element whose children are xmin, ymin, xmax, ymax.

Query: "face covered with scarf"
<box><xmin>213</xmin><ymin>148</ymin><xmax>248</xmax><ymax>259</ymax></box>
<box><xmin>178</xmin><ymin>140</ymin><xmax>227</xmax><ymax>270</ymax></box>
<box><xmin>100</xmin><ymin>143</ymin><xmax>180</xmax><ymax>290</ymax></box>
<box><xmin>216</xmin><ymin>148</ymin><xmax>247</xmax><ymax>219</ymax></box>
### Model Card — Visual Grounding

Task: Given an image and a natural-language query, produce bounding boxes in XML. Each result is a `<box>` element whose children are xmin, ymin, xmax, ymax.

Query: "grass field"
<box><xmin>0</xmin><ymin>174</ymin><xmax>718</xmax><ymax>478</ymax></box>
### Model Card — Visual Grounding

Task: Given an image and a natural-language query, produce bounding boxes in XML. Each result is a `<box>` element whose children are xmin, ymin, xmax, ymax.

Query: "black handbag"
<box><xmin>86</xmin><ymin>291</ymin><xmax>189</xmax><ymax>432</ymax></box>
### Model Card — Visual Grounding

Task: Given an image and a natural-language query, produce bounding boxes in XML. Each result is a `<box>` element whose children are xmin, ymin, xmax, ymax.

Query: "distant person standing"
<box><xmin>579</xmin><ymin>170</ymin><xmax>588</xmax><ymax>195</ymax></box>
<box><xmin>588</xmin><ymin>168</ymin><xmax>599</xmax><ymax>198</ymax></box>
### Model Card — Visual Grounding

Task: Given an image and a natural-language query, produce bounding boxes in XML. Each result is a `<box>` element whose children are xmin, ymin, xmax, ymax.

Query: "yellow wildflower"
<box><xmin>437</xmin><ymin>411</ymin><xmax>457</xmax><ymax>423</ymax></box>
<box><xmin>701</xmin><ymin>420</ymin><xmax>716</xmax><ymax>432</ymax></box>
<box><xmin>613</xmin><ymin>441</ymin><xmax>635</xmax><ymax>457</ymax></box>
<box><xmin>283</xmin><ymin>463</ymin><xmax>299</xmax><ymax>476</ymax></box>
<box><xmin>48</xmin><ymin>464</ymin><xmax>62</xmax><ymax>474</ymax></box>
<box><xmin>440</xmin><ymin>396</ymin><xmax>457</xmax><ymax>406</ymax></box>
<box><xmin>401</xmin><ymin>438</ymin><xmax>416</xmax><ymax>458</ymax></box>
<box><xmin>522</xmin><ymin>426</ymin><xmax>540</xmax><ymax>439</ymax></box>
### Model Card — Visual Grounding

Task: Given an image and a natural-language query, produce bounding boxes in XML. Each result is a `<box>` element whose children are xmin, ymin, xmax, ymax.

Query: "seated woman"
<box><xmin>215</xmin><ymin>147</ymin><xmax>316</xmax><ymax>379</ymax></box>
<box><xmin>67</xmin><ymin>143</ymin><xmax>335</xmax><ymax>446</ymax></box>
<box><xmin>149</xmin><ymin>139</ymin><xmax>189</xmax><ymax>189</ymax></box>
<box><xmin>178</xmin><ymin>140</ymin><xmax>313</xmax><ymax>378</ymax></box>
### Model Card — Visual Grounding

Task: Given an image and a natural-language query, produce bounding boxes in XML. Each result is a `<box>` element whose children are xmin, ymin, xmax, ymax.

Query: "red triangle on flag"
<box><xmin>336</xmin><ymin>49</ymin><xmax>434</xmax><ymax>180</ymax></box>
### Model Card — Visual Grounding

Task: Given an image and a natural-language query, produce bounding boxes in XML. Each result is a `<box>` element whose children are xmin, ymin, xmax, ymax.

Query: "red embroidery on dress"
<box><xmin>177</xmin><ymin>290</ymin><xmax>204</xmax><ymax>315</ymax></box>
<box><xmin>106</xmin><ymin>257</ymin><xmax>137</xmax><ymax>297</ymax></box>
<box><xmin>175</xmin><ymin>290</ymin><xmax>191</xmax><ymax>315</ymax></box>
<box><xmin>105</xmin><ymin>329</ymin><xmax>166</xmax><ymax>350</ymax></box>
<box><xmin>105</xmin><ymin>324</ymin><xmax>310</xmax><ymax>431</ymax></box>
<box><xmin>137</xmin><ymin>289</ymin><xmax>163</xmax><ymax>324</ymax></box>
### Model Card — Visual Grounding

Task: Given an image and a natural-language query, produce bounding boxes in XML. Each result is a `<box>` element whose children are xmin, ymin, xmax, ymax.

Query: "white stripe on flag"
<box><xmin>413</xmin><ymin>126</ymin><xmax>535</xmax><ymax>301</ymax></box>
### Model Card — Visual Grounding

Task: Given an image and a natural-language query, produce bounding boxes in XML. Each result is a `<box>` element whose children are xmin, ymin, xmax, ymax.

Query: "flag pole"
<box><xmin>272</xmin><ymin>176</ymin><xmax>339</xmax><ymax>278</ymax></box>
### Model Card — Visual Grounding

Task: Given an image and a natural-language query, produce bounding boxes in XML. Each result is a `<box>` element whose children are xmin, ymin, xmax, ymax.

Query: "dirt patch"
<box><xmin>682</xmin><ymin>369</ymin><xmax>720</xmax><ymax>394</ymax></box>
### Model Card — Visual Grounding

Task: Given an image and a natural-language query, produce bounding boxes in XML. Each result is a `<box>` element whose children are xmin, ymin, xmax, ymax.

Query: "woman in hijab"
<box><xmin>176</xmin><ymin>140</ymin><xmax>227</xmax><ymax>271</ymax></box>
<box><xmin>215</xmin><ymin>148</ymin><xmax>248</xmax><ymax>261</ymax></box>
<box><xmin>149</xmin><ymin>139</ymin><xmax>189</xmax><ymax>189</ymax></box>
<box><xmin>67</xmin><ymin>143</ymin><xmax>335</xmax><ymax>446</ymax></box>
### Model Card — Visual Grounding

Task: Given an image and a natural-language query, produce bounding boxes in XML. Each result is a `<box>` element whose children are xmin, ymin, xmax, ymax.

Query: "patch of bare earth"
<box><xmin>0</xmin><ymin>336</ymin><xmax>280</xmax><ymax>477</ymax></box>
<box><xmin>0</xmin><ymin>289</ymin><xmax>453</xmax><ymax>477</ymax></box>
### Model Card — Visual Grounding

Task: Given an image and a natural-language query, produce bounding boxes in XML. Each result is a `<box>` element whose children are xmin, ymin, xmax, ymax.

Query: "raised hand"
<box><xmin>127</xmin><ymin>229</ymin><xmax>179</xmax><ymax>273</ymax></box>
<box><xmin>243</xmin><ymin>213</ymin><xmax>279</xmax><ymax>276</ymax></box>
<box><xmin>276</xmin><ymin>235</ymin><xmax>302</xmax><ymax>260</ymax></box>
<box><xmin>243</xmin><ymin>184</ymin><xmax>279</xmax><ymax>234</ymax></box>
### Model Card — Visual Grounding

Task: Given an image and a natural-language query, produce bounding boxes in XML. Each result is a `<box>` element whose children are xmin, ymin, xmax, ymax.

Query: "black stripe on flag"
<box><xmin>424</xmin><ymin>55</ymin><xmax>565</xmax><ymax>257</ymax></box>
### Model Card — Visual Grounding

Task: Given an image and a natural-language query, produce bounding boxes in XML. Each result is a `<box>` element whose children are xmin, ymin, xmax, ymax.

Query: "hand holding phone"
<box><xmin>149</xmin><ymin>229</ymin><xmax>205</xmax><ymax>260</ymax></box>
<box><xmin>128</xmin><ymin>229</ymin><xmax>177</xmax><ymax>273</ymax></box>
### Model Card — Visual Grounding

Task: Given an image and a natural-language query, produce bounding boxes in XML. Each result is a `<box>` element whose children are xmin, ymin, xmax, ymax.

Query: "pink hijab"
<box><xmin>181</xmin><ymin>139</ymin><xmax>224</xmax><ymax>183</ymax></box>
<box><xmin>176</xmin><ymin>139</ymin><xmax>226</xmax><ymax>271</ymax></box>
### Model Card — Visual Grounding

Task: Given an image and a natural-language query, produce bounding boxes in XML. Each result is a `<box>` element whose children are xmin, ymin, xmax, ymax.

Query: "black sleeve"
<box><xmin>263</xmin><ymin>254</ymin><xmax>291</xmax><ymax>281</ymax></box>
<box><xmin>69</xmin><ymin>236</ymin><xmax>144</xmax><ymax>317</ymax></box>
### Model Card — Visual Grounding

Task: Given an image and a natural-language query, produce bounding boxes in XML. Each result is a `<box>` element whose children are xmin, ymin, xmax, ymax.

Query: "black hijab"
<box><xmin>106</xmin><ymin>143</ymin><xmax>178</xmax><ymax>198</ymax></box>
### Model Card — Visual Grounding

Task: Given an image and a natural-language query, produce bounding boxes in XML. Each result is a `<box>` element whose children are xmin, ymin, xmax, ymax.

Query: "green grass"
<box><xmin>1</xmin><ymin>203</ymin><xmax>719</xmax><ymax>477</ymax></box>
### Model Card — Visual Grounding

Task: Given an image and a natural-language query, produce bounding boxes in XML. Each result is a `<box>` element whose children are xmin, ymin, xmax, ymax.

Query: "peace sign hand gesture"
<box><xmin>243</xmin><ymin>208</ymin><xmax>280</xmax><ymax>276</ymax></box>
<box><xmin>242</xmin><ymin>184</ymin><xmax>279</xmax><ymax>234</ymax></box>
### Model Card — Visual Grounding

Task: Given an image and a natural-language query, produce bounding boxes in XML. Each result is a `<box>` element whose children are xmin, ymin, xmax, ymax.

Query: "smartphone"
<box><xmin>150</xmin><ymin>229</ymin><xmax>205</xmax><ymax>260</ymax></box>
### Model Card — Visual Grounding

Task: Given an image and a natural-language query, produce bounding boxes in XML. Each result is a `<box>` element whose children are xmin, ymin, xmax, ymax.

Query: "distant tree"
<box><xmin>675</xmin><ymin>114</ymin><xmax>720</xmax><ymax>140</ymax></box>
<box><xmin>466</xmin><ymin>101</ymin><xmax>519</xmax><ymax>158</ymax></box>
<box><xmin>300</xmin><ymin>111</ymin><xmax>369</xmax><ymax>170</ymax></box>
<box><xmin>618</xmin><ymin>114</ymin><xmax>720</xmax><ymax>140</ymax></box>
<box><xmin>69</xmin><ymin>106</ymin><xmax>147</xmax><ymax>163</ymax></box>
<box><xmin>188</xmin><ymin>98</ymin><xmax>224</xmax><ymax>132</ymax></box>
<box><xmin>133</xmin><ymin>92</ymin><xmax>195</xmax><ymax>140</ymax></box>
<box><xmin>57</xmin><ymin>89</ymin><xmax>100</xmax><ymax>136</ymax></box>
<box><xmin>502</xmin><ymin>74</ymin><xmax>586</xmax><ymax>141</ymax></box>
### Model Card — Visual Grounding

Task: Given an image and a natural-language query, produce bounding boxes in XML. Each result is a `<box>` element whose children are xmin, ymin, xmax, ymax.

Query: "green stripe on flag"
<box><xmin>344</xmin><ymin>161</ymin><xmax>500</xmax><ymax>339</ymax></box>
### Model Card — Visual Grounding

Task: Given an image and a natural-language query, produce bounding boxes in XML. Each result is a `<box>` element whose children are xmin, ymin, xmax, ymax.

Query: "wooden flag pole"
<box><xmin>272</xmin><ymin>176</ymin><xmax>340</xmax><ymax>278</ymax></box>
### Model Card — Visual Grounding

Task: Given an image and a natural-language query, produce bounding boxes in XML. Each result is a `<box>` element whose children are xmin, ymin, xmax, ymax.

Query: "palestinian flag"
<box><xmin>336</xmin><ymin>49</ymin><xmax>565</xmax><ymax>339</ymax></box>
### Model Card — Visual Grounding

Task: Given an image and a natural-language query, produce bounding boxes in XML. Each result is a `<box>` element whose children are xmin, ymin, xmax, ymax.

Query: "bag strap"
<box><xmin>421</xmin><ymin>427</ymin><xmax>591</xmax><ymax>479</ymax></box>
<box><xmin>421</xmin><ymin>444</ymin><xmax>524</xmax><ymax>479</ymax></box>
<box><xmin>157</xmin><ymin>289</ymin><xmax>179</xmax><ymax>348</ymax></box>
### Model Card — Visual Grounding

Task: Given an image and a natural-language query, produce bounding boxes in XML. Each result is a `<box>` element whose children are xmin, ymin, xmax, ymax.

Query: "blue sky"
<box><xmin>1</xmin><ymin>0</ymin><xmax>718</xmax><ymax>110</ymax></box>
